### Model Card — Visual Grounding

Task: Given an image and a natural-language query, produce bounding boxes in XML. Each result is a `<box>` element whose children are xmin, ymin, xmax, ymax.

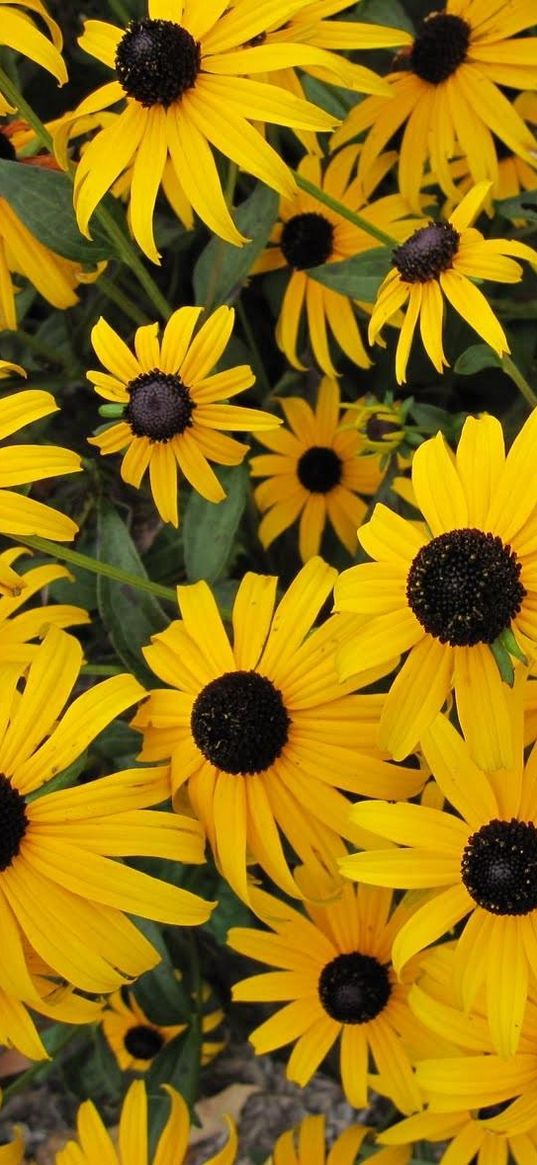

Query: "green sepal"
<box><xmin>489</xmin><ymin>637</ymin><xmax>515</xmax><ymax>687</ymax></box>
<box><xmin>98</xmin><ymin>403</ymin><xmax>125</xmax><ymax>418</ymax></box>
<box><xmin>498</xmin><ymin>626</ymin><xmax>528</xmax><ymax>666</ymax></box>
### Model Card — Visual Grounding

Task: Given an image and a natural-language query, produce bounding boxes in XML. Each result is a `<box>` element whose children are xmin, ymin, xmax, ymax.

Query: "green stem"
<box><xmin>203</xmin><ymin>161</ymin><xmax>239</xmax><ymax>314</ymax></box>
<box><xmin>98</xmin><ymin>274</ymin><xmax>150</xmax><ymax>326</ymax></box>
<box><xmin>80</xmin><ymin>663</ymin><xmax>124</xmax><ymax>676</ymax></box>
<box><xmin>107</xmin><ymin>0</ymin><xmax>130</xmax><ymax>22</ymax></box>
<box><xmin>236</xmin><ymin>299</ymin><xmax>271</xmax><ymax>397</ymax></box>
<box><xmin>501</xmin><ymin>353</ymin><xmax>537</xmax><ymax>409</ymax></box>
<box><xmin>295</xmin><ymin>173</ymin><xmax>398</xmax><ymax>248</ymax></box>
<box><xmin>11</xmin><ymin>535</ymin><xmax>177</xmax><ymax>604</ymax></box>
<box><xmin>2</xmin><ymin>1025</ymin><xmax>80</xmax><ymax>1101</ymax></box>
<box><xmin>16</xmin><ymin>329</ymin><xmax>72</xmax><ymax>370</ymax></box>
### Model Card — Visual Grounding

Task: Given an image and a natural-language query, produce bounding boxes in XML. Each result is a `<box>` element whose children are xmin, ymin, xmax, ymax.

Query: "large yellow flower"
<box><xmin>87</xmin><ymin>306</ymin><xmax>279</xmax><ymax>527</ymax></box>
<box><xmin>368</xmin><ymin>182</ymin><xmax>537</xmax><ymax>384</ymax></box>
<box><xmin>0</xmin><ymin>1</ymin><xmax>67</xmax><ymax>114</ymax></box>
<box><xmin>0</xmin><ymin>626</ymin><xmax>212</xmax><ymax>999</ymax></box>
<box><xmin>68</xmin><ymin>1</ymin><xmax>345</xmax><ymax>259</ymax></box>
<box><xmin>250</xmin><ymin>377</ymin><xmax>383</xmax><ymax>561</ymax></box>
<box><xmin>332</xmin><ymin>0</ymin><xmax>537</xmax><ymax>211</ymax></box>
<box><xmin>253</xmin><ymin>148</ymin><xmax>421</xmax><ymax>375</ymax></box>
<box><xmin>133</xmin><ymin>557</ymin><xmax>423</xmax><ymax>902</ymax></box>
<box><xmin>335</xmin><ymin>411</ymin><xmax>537</xmax><ymax>771</ymax></box>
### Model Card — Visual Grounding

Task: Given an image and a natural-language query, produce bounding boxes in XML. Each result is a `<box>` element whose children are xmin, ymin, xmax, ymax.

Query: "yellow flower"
<box><xmin>254</xmin><ymin>148</ymin><xmax>421</xmax><ymax>375</ymax></box>
<box><xmin>0</xmin><ymin>193</ymin><xmax>89</xmax><ymax>327</ymax></box>
<box><xmin>0</xmin><ymin>626</ymin><xmax>212</xmax><ymax>998</ymax></box>
<box><xmin>0</xmin><ymin>1</ymin><xmax>67</xmax><ymax>115</ymax></box>
<box><xmin>368</xmin><ymin>182</ymin><xmax>537</xmax><ymax>384</ymax></box>
<box><xmin>133</xmin><ymin>557</ymin><xmax>424</xmax><ymax>902</ymax></box>
<box><xmin>266</xmin><ymin>1114</ymin><xmax>410</xmax><ymax>1165</ymax></box>
<box><xmin>0</xmin><ymin>548</ymin><xmax>89</xmax><ymax>664</ymax></box>
<box><xmin>56</xmin><ymin>1080</ymin><xmax>237</xmax><ymax>1165</ymax></box>
<box><xmin>87</xmin><ymin>306</ymin><xmax>279</xmax><ymax>527</ymax></box>
<box><xmin>349</xmin><ymin>395</ymin><xmax>408</xmax><ymax>457</ymax></box>
<box><xmin>335</xmin><ymin>411</ymin><xmax>537</xmax><ymax>771</ymax></box>
<box><xmin>102</xmin><ymin>984</ymin><xmax>225</xmax><ymax>1072</ymax></box>
<box><xmin>68</xmin><ymin>1</ymin><xmax>343</xmax><ymax>260</ymax></box>
<box><xmin>250</xmin><ymin>377</ymin><xmax>383</xmax><ymax>561</ymax></box>
<box><xmin>379</xmin><ymin>1094</ymin><xmax>537</xmax><ymax>1165</ymax></box>
<box><xmin>332</xmin><ymin>0</ymin><xmax>537</xmax><ymax>211</ymax></box>
<box><xmin>0</xmin><ymin>951</ymin><xmax>103</xmax><ymax>1061</ymax></box>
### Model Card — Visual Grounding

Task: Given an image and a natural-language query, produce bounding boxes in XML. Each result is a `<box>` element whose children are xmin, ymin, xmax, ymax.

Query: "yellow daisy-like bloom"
<box><xmin>332</xmin><ymin>0</ymin><xmax>537</xmax><ymax>211</ymax></box>
<box><xmin>254</xmin><ymin>148</ymin><xmax>421</xmax><ymax>376</ymax></box>
<box><xmin>0</xmin><ymin>547</ymin><xmax>89</xmax><ymax>664</ymax></box>
<box><xmin>379</xmin><ymin>1094</ymin><xmax>537</xmax><ymax>1165</ymax></box>
<box><xmin>266</xmin><ymin>1113</ymin><xmax>410</xmax><ymax>1165</ymax></box>
<box><xmin>68</xmin><ymin>1</ymin><xmax>344</xmax><ymax>260</ymax></box>
<box><xmin>440</xmin><ymin>94</ymin><xmax>537</xmax><ymax>211</ymax></box>
<box><xmin>0</xmin><ymin>1</ymin><xmax>67</xmax><ymax>115</ymax></box>
<box><xmin>229</xmin><ymin>872</ymin><xmax>425</xmax><ymax>1114</ymax></box>
<box><xmin>0</xmin><ymin>948</ymin><xmax>103</xmax><ymax>1061</ymax></box>
<box><xmin>0</xmin><ymin>379</ymin><xmax>81</xmax><ymax>565</ymax></box>
<box><xmin>133</xmin><ymin>556</ymin><xmax>424</xmax><ymax>902</ymax></box>
<box><xmin>56</xmin><ymin>1080</ymin><xmax>237</xmax><ymax>1165</ymax></box>
<box><xmin>349</xmin><ymin>396</ymin><xmax>408</xmax><ymax>458</ymax></box>
<box><xmin>0</xmin><ymin>625</ymin><xmax>213</xmax><ymax>999</ymax></box>
<box><xmin>250</xmin><ymin>377</ymin><xmax>383</xmax><ymax>561</ymax></box>
<box><xmin>340</xmin><ymin>694</ymin><xmax>537</xmax><ymax>1057</ymax></box>
<box><xmin>102</xmin><ymin>985</ymin><xmax>225</xmax><ymax>1071</ymax></box>
<box><xmin>368</xmin><ymin>182</ymin><xmax>537</xmax><ymax>385</ymax></box>
<box><xmin>87</xmin><ymin>306</ymin><xmax>279</xmax><ymax>527</ymax></box>
<box><xmin>335</xmin><ymin>411</ymin><xmax>537</xmax><ymax>770</ymax></box>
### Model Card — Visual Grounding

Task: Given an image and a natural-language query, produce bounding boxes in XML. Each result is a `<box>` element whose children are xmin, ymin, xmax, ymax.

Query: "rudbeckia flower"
<box><xmin>368</xmin><ymin>182</ymin><xmax>537</xmax><ymax>384</ymax></box>
<box><xmin>335</xmin><ymin>411</ymin><xmax>537</xmax><ymax>770</ymax></box>
<box><xmin>56</xmin><ymin>1080</ymin><xmax>237</xmax><ymax>1165</ymax></box>
<box><xmin>0</xmin><ymin>1</ymin><xmax>67</xmax><ymax>115</ymax></box>
<box><xmin>332</xmin><ymin>0</ymin><xmax>537</xmax><ymax>211</ymax></box>
<box><xmin>267</xmin><ymin>1114</ymin><xmax>410</xmax><ymax>1165</ymax></box>
<box><xmin>102</xmin><ymin>985</ymin><xmax>225</xmax><ymax>1072</ymax></box>
<box><xmin>229</xmin><ymin>869</ymin><xmax>425</xmax><ymax>1113</ymax></box>
<box><xmin>69</xmin><ymin>1</ymin><xmax>344</xmax><ymax>260</ymax></box>
<box><xmin>341</xmin><ymin>695</ymin><xmax>537</xmax><ymax>1056</ymax></box>
<box><xmin>250</xmin><ymin>377</ymin><xmax>383</xmax><ymax>561</ymax></box>
<box><xmin>0</xmin><ymin>547</ymin><xmax>89</xmax><ymax>665</ymax></box>
<box><xmin>132</xmin><ymin>556</ymin><xmax>424</xmax><ymax>903</ymax></box>
<box><xmin>379</xmin><ymin>1093</ymin><xmax>537</xmax><ymax>1165</ymax></box>
<box><xmin>0</xmin><ymin>626</ymin><xmax>212</xmax><ymax>998</ymax></box>
<box><xmin>0</xmin><ymin>952</ymin><xmax>103</xmax><ymax>1061</ymax></box>
<box><xmin>0</xmin><ymin>190</ymin><xmax>90</xmax><ymax>328</ymax></box>
<box><xmin>253</xmin><ymin>148</ymin><xmax>421</xmax><ymax>375</ymax></box>
<box><xmin>87</xmin><ymin>306</ymin><xmax>279</xmax><ymax>527</ymax></box>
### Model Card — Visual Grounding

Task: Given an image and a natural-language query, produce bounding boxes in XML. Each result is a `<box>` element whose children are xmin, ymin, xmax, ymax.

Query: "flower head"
<box><xmin>102</xmin><ymin>984</ymin><xmax>225</xmax><ymax>1072</ymax></box>
<box><xmin>266</xmin><ymin>1113</ymin><xmax>410</xmax><ymax>1165</ymax></box>
<box><xmin>87</xmin><ymin>306</ymin><xmax>279</xmax><ymax>526</ymax></box>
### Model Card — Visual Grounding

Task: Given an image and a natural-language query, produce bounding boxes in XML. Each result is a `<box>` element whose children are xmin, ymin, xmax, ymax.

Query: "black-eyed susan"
<box><xmin>368</xmin><ymin>182</ymin><xmax>537</xmax><ymax>384</ymax></box>
<box><xmin>229</xmin><ymin>867</ymin><xmax>425</xmax><ymax>1113</ymax></box>
<box><xmin>332</xmin><ymin>0</ymin><xmax>537</xmax><ymax>212</ymax></box>
<box><xmin>87</xmin><ymin>306</ymin><xmax>278</xmax><ymax>527</ymax></box>
<box><xmin>133</xmin><ymin>556</ymin><xmax>424</xmax><ymax>903</ymax></box>
<box><xmin>379</xmin><ymin>1093</ymin><xmax>537</xmax><ymax>1165</ymax></box>
<box><xmin>0</xmin><ymin>954</ymin><xmax>103</xmax><ymax>1061</ymax></box>
<box><xmin>0</xmin><ymin>376</ymin><xmax>81</xmax><ymax>553</ymax></box>
<box><xmin>266</xmin><ymin>1113</ymin><xmax>410</xmax><ymax>1165</ymax></box>
<box><xmin>0</xmin><ymin>548</ymin><xmax>89</xmax><ymax>665</ymax></box>
<box><xmin>335</xmin><ymin>411</ymin><xmax>537</xmax><ymax>770</ymax></box>
<box><xmin>253</xmin><ymin>148</ymin><xmax>422</xmax><ymax>375</ymax></box>
<box><xmin>439</xmin><ymin>95</ymin><xmax>537</xmax><ymax>211</ymax></box>
<box><xmin>0</xmin><ymin>625</ymin><xmax>213</xmax><ymax>999</ymax></box>
<box><xmin>349</xmin><ymin>395</ymin><xmax>409</xmax><ymax>459</ymax></box>
<box><xmin>340</xmin><ymin>693</ymin><xmax>537</xmax><ymax>1057</ymax></box>
<box><xmin>102</xmin><ymin>985</ymin><xmax>225</xmax><ymax>1072</ymax></box>
<box><xmin>55</xmin><ymin>1080</ymin><xmax>237</xmax><ymax>1165</ymax></box>
<box><xmin>250</xmin><ymin>377</ymin><xmax>383</xmax><ymax>561</ymax></box>
<box><xmin>68</xmin><ymin>2</ymin><xmax>345</xmax><ymax>260</ymax></box>
<box><xmin>0</xmin><ymin>1</ymin><xmax>67</xmax><ymax>115</ymax></box>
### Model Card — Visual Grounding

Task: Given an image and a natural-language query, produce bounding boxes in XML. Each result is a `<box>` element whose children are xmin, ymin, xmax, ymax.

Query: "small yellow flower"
<box><xmin>266</xmin><ymin>1114</ymin><xmax>410</xmax><ymax>1165</ymax></box>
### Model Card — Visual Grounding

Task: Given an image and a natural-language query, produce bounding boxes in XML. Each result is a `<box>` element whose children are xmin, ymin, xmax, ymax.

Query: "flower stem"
<box><xmin>295</xmin><ymin>173</ymin><xmax>398</xmax><ymax>248</ymax></box>
<box><xmin>11</xmin><ymin>534</ymin><xmax>177</xmax><ymax>604</ymax></box>
<box><xmin>501</xmin><ymin>354</ymin><xmax>537</xmax><ymax>409</ymax></box>
<box><xmin>98</xmin><ymin>274</ymin><xmax>150</xmax><ymax>326</ymax></box>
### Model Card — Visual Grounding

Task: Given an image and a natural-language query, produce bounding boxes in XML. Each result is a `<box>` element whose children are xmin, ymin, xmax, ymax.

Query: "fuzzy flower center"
<box><xmin>125</xmin><ymin>371</ymin><xmax>195</xmax><ymax>443</ymax></box>
<box><xmin>461</xmin><ymin>819</ymin><xmax>537</xmax><ymax>916</ymax></box>
<box><xmin>280</xmin><ymin>212</ymin><xmax>335</xmax><ymax>270</ymax></box>
<box><xmin>393</xmin><ymin>222</ymin><xmax>460</xmax><ymax>283</ymax></box>
<box><xmin>123</xmin><ymin>1024</ymin><xmax>164</xmax><ymax>1059</ymax></box>
<box><xmin>410</xmin><ymin>13</ymin><xmax>471</xmax><ymax>85</ymax></box>
<box><xmin>318</xmin><ymin>952</ymin><xmax>392</xmax><ymax>1024</ymax></box>
<box><xmin>190</xmin><ymin>670</ymin><xmax>290</xmax><ymax>775</ymax></box>
<box><xmin>406</xmin><ymin>528</ymin><xmax>525</xmax><ymax>647</ymax></box>
<box><xmin>297</xmin><ymin>446</ymin><xmax>342</xmax><ymax>494</ymax></box>
<box><xmin>115</xmin><ymin>18</ymin><xmax>201</xmax><ymax>108</ymax></box>
<box><xmin>365</xmin><ymin>415</ymin><xmax>402</xmax><ymax>443</ymax></box>
<box><xmin>0</xmin><ymin>775</ymin><xmax>28</xmax><ymax>870</ymax></box>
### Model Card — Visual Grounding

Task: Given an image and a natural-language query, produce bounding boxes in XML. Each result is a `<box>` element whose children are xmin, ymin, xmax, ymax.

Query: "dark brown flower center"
<box><xmin>318</xmin><ymin>952</ymin><xmax>392</xmax><ymax>1024</ymax></box>
<box><xmin>393</xmin><ymin>222</ymin><xmax>460</xmax><ymax>283</ymax></box>
<box><xmin>115</xmin><ymin>18</ymin><xmax>200</xmax><ymax>107</ymax></box>
<box><xmin>280</xmin><ymin>213</ymin><xmax>335</xmax><ymax>270</ymax></box>
<box><xmin>123</xmin><ymin>1024</ymin><xmax>164</xmax><ymax>1059</ymax></box>
<box><xmin>0</xmin><ymin>774</ymin><xmax>28</xmax><ymax>870</ymax></box>
<box><xmin>365</xmin><ymin>415</ymin><xmax>402</xmax><ymax>442</ymax></box>
<box><xmin>410</xmin><ymin>13</ymin><xmax>471</xmax><ymax>85</ymax></box>
<box><xmin>297</xmin><ymin>446</ymin><xmax>342</xmax><ymax>493</ymax></box>
<box><xmin>190</xmin><ymin>670</ymin><xmax>290</xmax><ymax>775</ymax></box>
<box><xmin>407</xmin><ymin>529</ymin><xmax>525</xmax><ymax>647</ymax></box>
<box><xmin>461</xmin><ymin>819</ymin><xmax>537</xmax><ymax>916</ymax></box>
<box><xmin>125</xmin><ymin>371</ymin><xmax>195</xmax><ymax>442</ymax></box>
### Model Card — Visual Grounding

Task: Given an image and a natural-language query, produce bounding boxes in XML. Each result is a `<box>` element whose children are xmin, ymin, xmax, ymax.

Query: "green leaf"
<box><xmin>133</xmin><ymin>918</ymin><xmax>193</xmax><ymax>1025</ymax></box>
<box><xmin>183</xmin><ymin>463</ymin><xmax>250</xmax><ymax>583</ymax></box>
<box><xmin>410</xmin><ymin>403</ymin><xmax>467</xmax><ymax>441</ymax></box>
<box><xmin>205</xmin><ymin>878</ymin><xmax>253</xmax><ymax>943</ymax></box>
<box><xmin>0</xmin><ymin>159</ymin><xmax>113</xmax><ymax>263</ymax></box>
<box><xmin>354</xmin><ymin>0</ymin><xmax>414</xmax><ymax>33</ymax></box>
<box><xmin>496</xmin><ymin>189</ymin><xmax>537</xmax><ymax>222</ymax></box>
<box><xmin>489</xmin><ymin>638</ymin><xmax>515</xmax><ymax>687</ymax></box>
<box><xmin>454</xmin><ymin>344</ymin><xmax>501</xmax><ymax>375</ymax></box>
<box><xmin>308</xmin><ymin>248</ymin><xmax>393</xmax><ymax>301</ymax></box>
<box><xmin>194</xmin><ymin>183</ymin><xmax>278</xmax><ymax>307</ymax></box>
<box><xmin>96</xmin><ymin>500</ymin><xmax>169</xmax><ymax>684</ymax></box>
<box><xmin>498</xmin><ymin>626</ymin><xmax>528</xmax><ymax>666</ymax></box>
<box><xmin>146</xmin><ymin>1023</ymin><xmax>201</xmax><ymax>1105</ymax></box>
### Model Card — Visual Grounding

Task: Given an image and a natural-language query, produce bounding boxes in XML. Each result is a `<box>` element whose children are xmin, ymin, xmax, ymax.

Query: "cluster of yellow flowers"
<box><xmin>0</xmin><ymin>1</ymin><xmax>536</xmax><ymax>1163</ymax></box>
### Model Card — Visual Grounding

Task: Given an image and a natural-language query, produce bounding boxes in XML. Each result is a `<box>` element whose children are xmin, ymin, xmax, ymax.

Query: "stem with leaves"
<box><xmin>12</xmin><ymin>534</ymin><xmax>177</xmax><ymax>604</ymax></box>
